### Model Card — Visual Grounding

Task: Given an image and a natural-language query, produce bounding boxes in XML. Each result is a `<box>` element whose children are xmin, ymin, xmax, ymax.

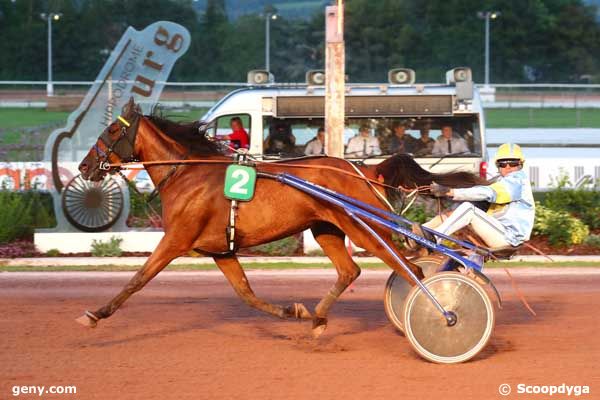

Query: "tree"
<box><xmin>0</xmin><ymin>0</ymin><xmax>599</xmax><ymax>83</ymax></box>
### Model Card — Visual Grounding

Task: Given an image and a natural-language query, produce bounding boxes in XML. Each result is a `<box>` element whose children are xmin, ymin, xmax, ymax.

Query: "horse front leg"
<box><xmin>213</xmin><ymin>256</ymin><xmax>312</xmax><ymax>320</ymax></box>
<box><xmin>75</xmin><ymin>235</ymin><xmax>184</xmax><ymax>328</ymax></box>
<box><xmin>310</xmin><ymin>222</ymin><xmax>361</xmax><ymax>338</ymax></box>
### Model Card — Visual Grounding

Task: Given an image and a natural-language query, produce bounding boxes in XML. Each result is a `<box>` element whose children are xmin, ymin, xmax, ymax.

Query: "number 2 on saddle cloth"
<box><xmin>223</xmin><ymin>158</ymin><xmax>257</xmax><ymax>251</ymax></box>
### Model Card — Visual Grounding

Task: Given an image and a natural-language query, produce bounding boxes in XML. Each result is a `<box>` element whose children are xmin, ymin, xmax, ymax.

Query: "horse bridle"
<box><xmin>94</xmin><ymin>113</ymin><xmax>140</xmax><ymax>172</ymax></box>
<box><xmin>93</xmin><ymin>112</ymin><xmax>189</xmax><ymax>202</ymax></box>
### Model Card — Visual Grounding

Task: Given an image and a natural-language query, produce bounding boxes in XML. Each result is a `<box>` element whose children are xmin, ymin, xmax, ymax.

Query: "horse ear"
<box><xmin>121</xmin><ymin>97</ymin><xmax>136</xmax><ymax>115</ymax></box>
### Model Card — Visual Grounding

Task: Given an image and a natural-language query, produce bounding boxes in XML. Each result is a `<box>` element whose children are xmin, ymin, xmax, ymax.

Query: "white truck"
<box><xmin>201</xmin><ymin>67</ymin><xmax>489</xmax><ymax>178</ymax></box>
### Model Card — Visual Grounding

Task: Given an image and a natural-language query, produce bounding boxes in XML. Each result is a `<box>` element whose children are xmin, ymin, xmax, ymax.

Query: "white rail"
<box><xmin>1</xmin><ymin>81</ymin><xmax>600</xmax><ymax>89</ymax></box>
<box><xmin>0</xmin><ymin>80</ymin><xmax>249</xmax><ymax>86</ymax></box>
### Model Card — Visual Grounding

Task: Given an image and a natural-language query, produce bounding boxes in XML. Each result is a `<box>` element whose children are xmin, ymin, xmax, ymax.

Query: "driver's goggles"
<box><xmin>496</xmin><ymin>160</ymin><xmax>521</xmax><ymax>168</ymax></box>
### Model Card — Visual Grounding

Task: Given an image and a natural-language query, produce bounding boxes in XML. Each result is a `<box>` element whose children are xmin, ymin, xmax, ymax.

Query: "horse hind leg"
<box><xmin>213</xmin><ymin>256</ymin><xmax>312</xmax><ymax>320</ymax></box>
<box><xmin>310</xmin><ymin>222</ymin><xmax>361</xmax><ymax>338</ymax></box>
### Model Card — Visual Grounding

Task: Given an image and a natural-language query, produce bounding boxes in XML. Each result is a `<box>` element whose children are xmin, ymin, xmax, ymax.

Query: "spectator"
<box><xmin>413</xmin><ymin>127</ymin><xmax>435</xmax><ymax>157</ymax></box>
<box><xmin>388</xmin><ymin>122</ymin><xmax>417</xmax><ymax>154</ymax></box>
<box><xmin>432</xmin><ymin>124</ymin><xmax>469</xmax><ymax>156</ymax></box>
<box><xmin>304</xmin><ymin>127</ymin><xmax>326</xmax><ymax>156</ymax></box>
<box><xmin>264</xmin><ymin>122</ymin><xmax>296</xmax><ymax>154</ymax></box>
<box><xmin>345</xmin><ymin>125</ymin><xmax>382</xmax><ymax>157</ymax></box>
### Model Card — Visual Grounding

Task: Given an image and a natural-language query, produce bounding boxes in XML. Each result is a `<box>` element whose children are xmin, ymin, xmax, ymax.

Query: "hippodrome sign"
<box><xmin>42</xmin><ymin>21</ymin><xmax>190</xmax><ymax>231</ymax></box>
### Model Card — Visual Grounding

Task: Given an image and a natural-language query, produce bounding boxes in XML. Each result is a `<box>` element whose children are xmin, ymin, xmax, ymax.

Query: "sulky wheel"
<box><xmin>403</xmin><ymin>272</ymin><xmax>495</xmax><ymax>364</ymax></box>
<box><xmin>384</xmin><ymin>255</ymin><xmax>447</xmax><ymax>334</ymax></box>
<box><xmin>62</xmin><ymin>174</ymin><xmax>124</xmax><ymax>232</ymax></box>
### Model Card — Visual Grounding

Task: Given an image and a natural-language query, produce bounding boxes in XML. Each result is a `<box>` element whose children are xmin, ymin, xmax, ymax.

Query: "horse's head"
<box><xmin>79</xmin><ymin>98</ymin><xmax>142</xmax><ymax>181</ymax></box>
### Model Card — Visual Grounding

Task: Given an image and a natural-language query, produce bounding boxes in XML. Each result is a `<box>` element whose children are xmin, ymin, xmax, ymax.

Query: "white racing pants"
<box><xmin>423</xmin><ymin>202</ymin><xmax>511</xmax><ymax>249</ymax></box>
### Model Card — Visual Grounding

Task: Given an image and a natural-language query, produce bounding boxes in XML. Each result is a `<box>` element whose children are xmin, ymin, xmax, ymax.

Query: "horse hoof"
<box><xmin>312</xmin><ymin>324</ymin><xmax>327</xmax><ymax>339</ymax></box>
<box><xmin>75</xmin><ymin>311</ymin><xmax>98</xmax><ymax>328</ymax></box>
<box><xmin>294</xmin><ymin>303</ymin><xmax>312</xmax><ymax>319</ymax></box>
<box><xmin>312</xmin><ymin>317</ymin><xmax>328</xmax><ymax>339</ymax></box>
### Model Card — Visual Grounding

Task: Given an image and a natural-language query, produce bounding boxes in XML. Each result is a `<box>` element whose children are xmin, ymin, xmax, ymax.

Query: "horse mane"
<box><xmin>146</xmin><ymin>113</ymin><xmax>226</xmax><ymax>157</ymax></box>
<box><xmin>375</xmin><ymin>154</ymin><xmax>488</xmax><ymax>195</ymax></box>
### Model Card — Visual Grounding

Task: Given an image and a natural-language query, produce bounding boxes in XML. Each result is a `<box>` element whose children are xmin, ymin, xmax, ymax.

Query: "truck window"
<box><xmin>262</xmin><ymin>115</ymin><xmax>481</xmax><ymax>159</ymax></box>
<box><xmin>207</xmin><ymin>114</ymin><xmax>251</xmax><ymax>151</ymax></box>
<box><xmin>263</xmin><ymin>117</ymin><xmax>324</xmax><ymax>158</ymax></box>
<box><xmin>342</xmin><ymin>117</ymin><xmax>481</xmax><ymax>158</ymax></box>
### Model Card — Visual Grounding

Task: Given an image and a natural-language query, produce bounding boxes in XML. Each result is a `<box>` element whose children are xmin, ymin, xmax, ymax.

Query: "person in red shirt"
<box><xmin>216</xmin><ymin>117</ymin><xmax>249</xmax><ymax>150</ymax></box>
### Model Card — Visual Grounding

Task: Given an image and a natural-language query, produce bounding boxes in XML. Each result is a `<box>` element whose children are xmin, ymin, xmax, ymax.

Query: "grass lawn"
<box><xmin>0</xmin><ymin>107</ymin><xmax>209</xmax><ymax>161</ymax></box>
<box><xmin>1</xmin><ymin>261</ymin><xmax>599</xmax><ymax>272</ymax></box>
<box><xmin>0</xmin><ymin>107</ymin><xmax>210</xmax><ymax>131</ymax></box>
<box><xmin>485</xmin><ymin>108</ymin><xmax>600</xmax><ymax>128</ymax></box>
<box><xmin>0</xmin><ymin>108</ymin><xmax>70</xmax><ymax>130</ymax></box>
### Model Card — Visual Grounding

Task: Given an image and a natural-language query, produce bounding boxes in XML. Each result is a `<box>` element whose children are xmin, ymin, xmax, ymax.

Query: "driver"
<box><xmin>421</xmin><ymin>143</ymin><xmax>535</xmax><ymax>249</ymax></box>
<box><xmin>214</xmin><ymin>117</ymin><xmax>249</xmax><ymax>150</ymax></box>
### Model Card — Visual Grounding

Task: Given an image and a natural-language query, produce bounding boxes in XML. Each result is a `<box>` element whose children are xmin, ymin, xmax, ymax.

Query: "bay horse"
<box><xmin>76</xmin><ymin>98</ymin><xmax>485</xmax><ymax>337</ymax></box>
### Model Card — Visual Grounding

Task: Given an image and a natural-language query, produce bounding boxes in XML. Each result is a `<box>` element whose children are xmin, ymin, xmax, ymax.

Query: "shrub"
<box><xmin>0</xmin><ymin>191</ymin><xmax>55</xmax><ymax>244</ymax></box>
<box><xmin>0</xmin><ymin>240</ymin><xmax>37</xmax><ymax>258</ymax></box>
<box><xmin>250</xmin><ymin>236</ymin><xmax>300</xmax><ymax>256</ymax></box>
<box><xmin>402</xmin><ymin>203</ymin><xmax>434</xmax><ymax>224</ymax></box>
<box><xmin>543</xmin><ymin>173</ymin><xmax>600</xmax><ymax>229</ymax></box>
<box><xmin>45</xmin><ymin>248</ymin><xmax>61</xmax><ymax>257</ymax></box>
<box><xmin>543</xmin><ymin>188</ymin><xmax>600</xmax><ymax>230</ymax></box>
<box><xmin>127</xmin><ymin>181</ymin><xmax>162</xmax><ymax>228</ymax></box>
<box><xmin>0</xmin><ymin>191</ymin><xmax>30</xmax><ymax>243</ymax></box>
<box><xmin>583</xmin><ymin>234</ymin><xmax>600</xmax><ymax>248</ymax></box>
<box><xmin>91</xmin><ymin>236</ymin><xmax>123</xmax><ymax>257</ymax></box>
<box><xmin>534</xmin><ymin>203</ymin><xmax>589</xmax><ymax>246</ymax></box>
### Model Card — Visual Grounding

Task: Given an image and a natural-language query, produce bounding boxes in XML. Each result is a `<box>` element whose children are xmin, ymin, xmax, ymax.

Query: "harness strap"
<box><xmin>400</xmin><ymin>189</ymin><xmax>419</xmax><ymax>215</ymax></box>
<box><xmin>147</xmin><ymin>164</ymin><xmax>178</xmax><ymax>203</ymax></box>
<box><xmin>345</xmin><ymin>160</ymin><xmax>395</xmax><ymax>212</ymax></box>
<box><xmin>227</xmin><ymin>200</ymin><xmax>238</xmax><ymax>252</ymax></box>
<box><xmin>224</xmin><ymin>153</ymin><xmax>253</xmax><ymax>253</ymax></box>
<box><xmin>108</xmin><ymin>158</ymin><xmax>430</xmax><ymax>195</ymax></box>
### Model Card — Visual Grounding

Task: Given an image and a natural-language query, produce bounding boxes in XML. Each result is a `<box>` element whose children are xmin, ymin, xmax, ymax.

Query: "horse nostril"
<box><xmin>80</xmin><ymin>163</ymin><xmax>88</xmax><ymax>173</ymax></box>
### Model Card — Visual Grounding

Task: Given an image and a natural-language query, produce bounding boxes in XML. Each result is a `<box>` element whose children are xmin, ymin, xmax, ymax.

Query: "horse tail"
<box><xmin>431</xmin><ymin>170</ymin><xmax>488</xmax><ymax>188</ymax></box>
<box><xmin>375</xmin><ymin>154</ymin><xmax>487</xmax><ymax>190</ymax></box>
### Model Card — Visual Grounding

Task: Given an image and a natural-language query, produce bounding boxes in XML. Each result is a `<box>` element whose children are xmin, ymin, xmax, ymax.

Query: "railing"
<box><xmin>2</xmin><ymin>81</ymin><xmax>600</xmax><ymax>109</ymax></box>
<box><xmin>482</xmin><ymin>84</ymin><xmax>600</xmax><ymax>108</ymax></box>
<box><xmin>0</xmin><ymin>81</ymin><xmax>250</xmax><ymax>108</ymax></box>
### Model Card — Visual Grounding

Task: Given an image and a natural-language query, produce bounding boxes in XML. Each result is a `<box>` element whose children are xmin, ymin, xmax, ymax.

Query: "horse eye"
<box><xmin>108</xmin><ymin>123</ymin><xmax>120</xmax><ymax>134</ymax></box>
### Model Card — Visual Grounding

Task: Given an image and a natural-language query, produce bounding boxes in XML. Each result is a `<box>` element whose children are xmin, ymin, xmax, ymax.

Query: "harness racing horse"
<box><xmin>76</xmin><ymin>98</ymin><xmax>485</xmax><ymax>337</ymax></box>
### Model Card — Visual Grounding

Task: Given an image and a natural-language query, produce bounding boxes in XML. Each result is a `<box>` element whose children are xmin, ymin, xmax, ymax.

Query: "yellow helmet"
<box><xmin>495</xmin><ymin>143</ymin><xmax>525</xmax><ymax>163</ymax></box>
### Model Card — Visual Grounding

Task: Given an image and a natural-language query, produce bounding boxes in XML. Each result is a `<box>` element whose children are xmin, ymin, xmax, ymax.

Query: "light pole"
<box><xmin>40</xmin><ymin>12</ymin><xmax>62</xmax><ymax>97</ymax></box>
<box><xmin>477</xmin><ymin>11</ymin><xmax>500</xmax><ymax>87</ymax></box>
<box><xmin>265</xmin><ymin>12</ymin><xmax>277</xmax><ymax>73</ymax></box>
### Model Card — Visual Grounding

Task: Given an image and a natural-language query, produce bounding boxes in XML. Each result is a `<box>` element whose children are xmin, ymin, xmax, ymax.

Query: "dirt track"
<box><xmin>1</xmin><ymin>268</ymin><xmax>599</xmax><ymax>400</ymax></box>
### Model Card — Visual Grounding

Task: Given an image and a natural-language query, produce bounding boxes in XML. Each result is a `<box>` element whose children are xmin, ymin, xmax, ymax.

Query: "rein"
<box><xmin>96</xmin><ymin>113</ymin><xmax>430</xmax><ymax>198</ymax></box>
<box><xmin>98</xmin><ymin>113</ymin><xmax>429</xmax><ymax>222</ymax></box>
<box><xmin>107</xmin><ymin>157</ymin><xmax>431</xmax><ymax>195</ymax></box>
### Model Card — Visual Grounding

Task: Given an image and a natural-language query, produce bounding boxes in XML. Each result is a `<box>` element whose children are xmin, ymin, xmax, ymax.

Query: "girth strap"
<box><xmin>226</xmin><ymin>200</ymin><xmax>238</xmax><ymax>252</ymax></box>
<box><xmin>224</xmin><ymin>153</ymin><xmax>255</xmax><ymax>253</ymax></box>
